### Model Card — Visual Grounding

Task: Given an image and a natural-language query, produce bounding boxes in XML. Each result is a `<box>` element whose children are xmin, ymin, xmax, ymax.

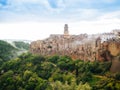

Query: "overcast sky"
<box><xmin>0</xmin><ymin>0</ymin><xmax>120</xmax><ymax>40</ymax></box>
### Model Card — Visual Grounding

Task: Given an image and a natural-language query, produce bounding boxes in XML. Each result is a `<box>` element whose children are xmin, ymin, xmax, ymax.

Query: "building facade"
<box><xmin>30</xmin><ymin>24</ymin><xmax>120</xmax><ymax>61</ymax></box>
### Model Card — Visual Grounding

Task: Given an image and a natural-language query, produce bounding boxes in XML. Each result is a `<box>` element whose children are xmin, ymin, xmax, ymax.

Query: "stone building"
<box><xmin>30</xmin><ymin>24</ymin><xmax>120</xmax><ymax>62</ymax></box>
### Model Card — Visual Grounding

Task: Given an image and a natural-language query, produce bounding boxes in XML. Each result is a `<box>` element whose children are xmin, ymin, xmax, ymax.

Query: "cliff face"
<box><xmin>30</xmin><ymin>34</ymin><xmax>88</xmax><ymax>58</ymax></box>
<box><xmin>108</xmin><ymin>40</ymin><xmax>120</xmax><ymax>73</ymax></box>
<box><xmin>30</xmin><ymin>33</ymin><xmax>120</xmax><ymax>62</ymax></box>
<box><xmin>110</xmin><ymin>56</ymin><xmax>120</xmax><ymax>73</ymax></box>
<box><xmin>108</xmin><ymin>40</ymin><xmax>120</xmax><ymax>56</ymax></box>
<box><xmin>30</xmin><ymin>25</ymin><xmax>120</xmax><ymax>62</ymax></box>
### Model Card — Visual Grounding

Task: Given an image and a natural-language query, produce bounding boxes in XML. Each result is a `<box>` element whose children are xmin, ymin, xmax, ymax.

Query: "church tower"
<box><xmin>64</xmin><ymin>24</ymin><xmax>69</xmax><ymax>35</ymax></box>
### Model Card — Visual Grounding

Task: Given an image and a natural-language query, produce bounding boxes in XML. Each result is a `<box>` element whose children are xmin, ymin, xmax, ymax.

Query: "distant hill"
<box><xmin>2</xmin><ymin>39</ymin><xmax>30</xmax><ymax>50</ymax></box>
<box><xmin>13</xmin><ymin>41</ymin><xmax>29</xmax><ymax>50</ymax></box>
<box><xmin>0</xmin><ymin>40</ymin><xmax>30</xmax><ymax>64</ymax></box>
<box><xmin>0</xmin><ymin>40</ymin><xmax>17</xmax><ymax>62</ymax></box>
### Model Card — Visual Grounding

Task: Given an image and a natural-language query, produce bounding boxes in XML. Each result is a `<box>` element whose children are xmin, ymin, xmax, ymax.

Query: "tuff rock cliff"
<box><xmin>30</xmin><ymin>24</ymin><xmax>120</xmax><ymax>62</ymax></box>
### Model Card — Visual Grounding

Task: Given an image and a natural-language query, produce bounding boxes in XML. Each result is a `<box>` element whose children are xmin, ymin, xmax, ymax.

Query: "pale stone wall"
<box><xmin>30</xmin><ymin>28</ymin><xmax>120</xmax><ymax>62</ymax></box>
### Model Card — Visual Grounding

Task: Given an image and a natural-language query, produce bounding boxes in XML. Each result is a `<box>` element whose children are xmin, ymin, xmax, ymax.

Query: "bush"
<box><xmin>115</xmin><ymin>73</ymin><xmax>120</xmax><ymax>80</ymax></box>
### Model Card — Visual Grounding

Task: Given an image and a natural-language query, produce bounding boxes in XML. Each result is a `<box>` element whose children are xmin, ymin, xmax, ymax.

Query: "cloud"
<box><xmin>0</xmin><ymin>19</ymin><xmax>120</xmax><ymax>40</ymax></box>
<box><xmin>99</xmin><ymin>11</ymin><xmax>120</xmax><ymax>20</ymax></box>
<box><xmin>0</xmin><ymin>0</ymin><xmax>120</xmax><ymax>22</ymax></box>
<box><xmin>0</xmin><ymin>0</ymin><xmax>120</xmax><ymax>40</ymax></box>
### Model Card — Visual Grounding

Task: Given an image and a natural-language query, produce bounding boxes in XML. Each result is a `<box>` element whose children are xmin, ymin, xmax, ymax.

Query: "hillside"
<box><xmin>3</xmin><ymin>39</ymin><xmax>30</xmax><ymax>50</ymax></box>
<box><xmin>0</xmin><ymin>40</ymin><xmax>30</xmax><ymax>64</ymax></box>
<box><xmin>13</xmin><ymin>41</ymin><xmax>29</xmax><ymax>50</ymax></box>
<box><xmin>0</xmin><ymin>40</ymin><xmax>17</xmax><ymax>62</ymax></box>
<box><xmin>13</xmin><ymin>41</ymin><xmax>30</xmax><ymax>55</ymax></box>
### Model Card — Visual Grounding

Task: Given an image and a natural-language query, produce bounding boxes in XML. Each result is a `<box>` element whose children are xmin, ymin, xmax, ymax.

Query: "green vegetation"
<box><xmin>13</xmin><ymin>41</ymin><xmax>29</xmax><ymax>50</ymax></box>
<box><xmin>0</xmin><ymin>53</ymin><xmax>120</xmax><ymax>90</ymax></box>
<box><xmin>0</xmin><ymin>40</ymin><xmax>17</xmax><ymax>62</ymax></box>
<box><xmin>0</xmin><ymin>40</ymin><xmax>30</xmax><ymax>66</ymax></box>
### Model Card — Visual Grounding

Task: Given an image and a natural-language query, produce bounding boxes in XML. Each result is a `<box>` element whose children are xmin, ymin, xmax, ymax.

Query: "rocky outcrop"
<box><xmin>30</xmin><ymin>37</ymin><xmax>120</xmax><ymax>62</ymax></box>
<box><xmin>30</xmin><ymin>25</ymin><xmax>120</xmax><ymax>62</ymax></box>
<box><xmin>108</xmin><ymin>40</ymin><xmax>120</xmax><ymax>56</ymax></box>
<box><xmin>110</xmin><ymin>55</ymin><xmax>120</xmax><ymax>73</ymax></box>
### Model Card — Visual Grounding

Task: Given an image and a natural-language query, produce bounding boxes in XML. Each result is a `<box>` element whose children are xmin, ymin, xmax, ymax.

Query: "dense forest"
<box><xmin>0</xmin><ymin>53</ymin><xmax>120</xmax><ymax>90</ymax></box>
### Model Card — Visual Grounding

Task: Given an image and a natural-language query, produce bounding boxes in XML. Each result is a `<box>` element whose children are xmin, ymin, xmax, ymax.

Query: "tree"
<box><xmin>0</xmin><ymin>40</ymin><xmax>17</xmax><ymax>61</ymax></box>
<box><xmin>47</xmin><ymin>55</ymin><xmax>60</xmax><ymax>64</ymax></box>
<box><xmin>0</xmin><ymin>70</ymin><xmax>15</xmax><ymax>90</ymax></box>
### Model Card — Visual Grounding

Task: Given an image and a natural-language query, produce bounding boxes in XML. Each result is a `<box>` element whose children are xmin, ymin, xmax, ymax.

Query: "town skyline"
<box><xmin>0</xmin><ymin>0</ymin><xmax>120</xmax><ymax>40</ymax></box>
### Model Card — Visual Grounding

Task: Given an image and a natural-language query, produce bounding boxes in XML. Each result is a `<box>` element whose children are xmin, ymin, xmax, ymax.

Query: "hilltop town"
<box><xmin>30</xmin><ymin>24</ymin><xmax>120</xmax><ymax>62</ymax></box>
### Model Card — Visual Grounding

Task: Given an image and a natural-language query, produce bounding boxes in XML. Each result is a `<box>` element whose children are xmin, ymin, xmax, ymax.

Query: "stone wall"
<box><xmin>30</xmin><ymin>31</ymin><xmax>120</xmax><ymax>62</ymax></box>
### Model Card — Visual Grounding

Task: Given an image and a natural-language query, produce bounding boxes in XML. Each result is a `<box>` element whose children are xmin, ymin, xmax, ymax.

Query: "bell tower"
<box><xmin>64</xmin><ymin>24</ymin><xmax>69</xmax><ymax>35</ymax></box>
